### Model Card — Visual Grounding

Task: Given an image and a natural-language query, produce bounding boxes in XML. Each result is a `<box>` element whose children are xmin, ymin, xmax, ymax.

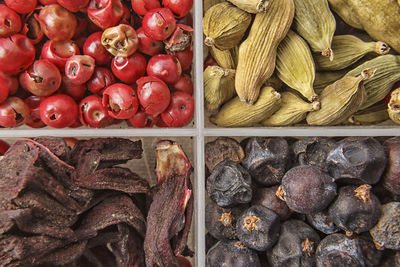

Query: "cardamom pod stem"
<box><xmin>227</xmin><ymin>0</ymin><xmax>270</xmax><ymax>13</ymax></box>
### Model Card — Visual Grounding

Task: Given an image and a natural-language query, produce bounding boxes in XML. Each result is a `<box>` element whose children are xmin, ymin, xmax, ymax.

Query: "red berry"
<box><xmin>161</xmin><ymin>91</ymin><xmax>194</xmax><ymax>127</ymax></box>
<box><xmin>142</xmin><ymin>8</ymin><xmax>176</xmax><ymax>41</ymax></box>
<box><xmin>87</xmin><ymin>67</ymin><xmax>116</xmax><ymax>95</ymax></box>
<box><xmin>20</xmin><ymin>59</ymin><xmax>62</xmax><ymax>97</ymax></box>
<box><xmin>127</xmin><ymin>107</ymin><xmax>159</xmax><ymax>128</ymax></box>
<box><xmin>41</xmin><ymin>40</ymin><xmax>80</xmax><ymax>71</ymax></box>
<box><xmin>111</xmin><ymin>52</ymin><xmax>147</xmax><ymax>84</ymax></box>
<box><xmin>164</xmin><ymin>24</ymin><xmax>193</xmax><ymax>53</ymax></box>
<box><xmin>87</xmin><ymin>0</ymin><xmax>124</xmax><ymax>30</ymax></box>
<box><xmin>65</xmin><ymin>55</ymin><xmax>95</xmax><ymax>85</ymax></box>
<box><xmin>131</xmin><ymin>0</ymin><xmax>160</xmax><ymax>16</ymax></box>
<box><xmin>172</xmin><ymin>75</ymin><xmax>193</xmax><ymax>95</ymax></box>
<box><xmin>39</xmin><ymin>94</ymin><xmax>78</xmax><ymax>128</ymax></box>
<box><xmin>79</xmin><ymin>94</ymin><xmax>114</xmax><ymax>127</ymax></box>
<box><xmin>57</xmin><ymin>0</ymin><xmax>89</xmax><ymax>12</ymax></box>
<box><xmin>137</xmin><ymin>76</ymin><xmax>171</xmax><ymax>116</ymax></box>
<box><xmin>21</xmin><ymin>12</ymin><xmax>44</xmax><ymax>45</ymax></box>
<box><xmin>24</xmin><ymin>95</ymin><xmax>46</xmax><ymax>128</ymax></box>
<box><xmin>102</xmin><ymin>83</ymin><xmax>139</xmax><ymax>119</ymax></box>
<box><xmin>169</xmin><ymin>45</ymin><xmax>193</xmax><ymax>71</ymax></box>
<box><xmin>0</xmin><ymin>97</ymin><xmax>29</xmax><ymax>127</ymax></box>
<box><xmin>0</xmin><ymin>34</ymin><xmax>35</xmax><ymax>74</ymax></box>
<box><xmin>0</xmin><ymin>139</ymin><xmax>10</xmax><ymax>155</ymax></box>
<box><xmin>0</xmin><ymin>4</ymin><xmax>21</xmax><ymax>38</ymax></box>
<box><xmin>137</xmin><ymin>27</ymin><xmax>164</xmax><ymax>56</ymax></box>
<box><xmin>84</xmin><ymin>32</ymin><xmax>113</xmax><ymax>66</ymax></box>
<box><xmin>5</xmin><ymin>0</ymin><xmax>37</xmax><ymax>14</ymax></box>
<box><xmin>36</xmin><ymin>4</ymin><xmax>78</xmax><ymax>41</ymax></box>
<box><xmin>147</xmin><ymin>54</ymin><xmax>182</xmax><ymax>85</ymax></box>
<box><xmin>0</xmin><ymin>76</ymin><xmax>8</xmax><ymax>104</ymax></box>
<box><xmin>0</xmin><ymin>72</ymin><xmax>18</xmax><ymax>95</ymax></box>
<box><xmin>58</xmin><ymin>75</ymin><xmax>86</xmax><ymax>101</ymax></box>
<box><xmin>177</xmin><ymin>256</ymin><xmax>192</xmax><ymax>267</ymax></box>
<box><xmin>162</xmin><ymin>0</ymin><xmax>193</xmax><ymax>18</ymax></box>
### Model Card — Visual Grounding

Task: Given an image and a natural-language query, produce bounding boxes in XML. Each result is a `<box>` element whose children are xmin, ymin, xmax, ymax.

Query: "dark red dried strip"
<box><xmin>74</xmin><ymin>167</ymin><xmax>150</xmax><ymax>195</ymax></box>
<box><xmin>76</xmin><ymin>194</ymin><xmax>146</xmax><ymax>240</ymax></box>
<box><xmin>31</xmin><ymin>137</ymin><xmax>70</xmax><ymax>161</ymax></box>
<box><xmin>0</xmin><ymin>209</ymin><xmax>31</xmax><ymax>234</ymax></box>
<box><xmin>31</xmin><ymin>240</ymin><xmax>87</xmax><ymax>266</ymax></box>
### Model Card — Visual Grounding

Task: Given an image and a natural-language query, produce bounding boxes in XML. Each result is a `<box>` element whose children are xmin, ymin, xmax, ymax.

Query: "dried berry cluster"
<box><xmin>0</xmin><ymin>137</ymin><xmax>193</xmax><ymax>266</ymax></box>
<box><xmin>205</xmin><ymin>136</ymin><xmax>400</xmax><ymax>267</ymax></box>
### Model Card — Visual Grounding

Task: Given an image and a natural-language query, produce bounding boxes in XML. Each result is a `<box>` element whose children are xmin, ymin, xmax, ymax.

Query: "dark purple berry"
<box><xmin>206</xmin><ymin>240</ymin><xmax>261</xmax><ymax>267</ymax></box>
<box><xmin>236</xmin><ymin>205</ymin><xmax>280</xmax><ymax>251</ymax></box>
<box><xmin>316</xmin><ymin>234</ymin><xmax>366</xmax><ymax>267</ymax></box>
<box><xmin>369</xmin><ymin>202</ymin><xmax>400</xmax><ymax>250</ymax></box>
<box><xmin>252</xmin><ymin>185</ymin><xmax>292</xmax><ymax>220</ymax></box>
<box><xmin>358</xmin><ymin>234</ymin><xmax>383</xmax><ymax>267</ymax></box>
<box><xmin>206</xmin><ymin>233</ymin><xmax>219</xmax><ymax>252</ymax></box>
<box><xmin>205</xmin><ymin>137</ymin><xmax>245</xmax><ymax>172</ymax></box>
<box><xmin>382</xmin><ymin>136</ymin><xmax>400</xmax><ymax>194</ymax></box>
<box><xmin>282</xmin><ymin>165</ymin><xmax>337</xmax><ymax>214</ymax></box>
<box><xmin>326</xmin><ymin>137</ymin><xmax>386</xmax><ymax>185</ymax></box>
<box><xmin>293</xmin><ymin>137</ymin><xmax>336</xmax><ymax>172</ymax></box>
<box><xmin>207</xmin><ymin>160</ymin><xmax>252</xmax><ymax>207</ymax></box>
<box><xmin>242</xmin><ymin>137</ymin><xmax>290</xmax><ymax>186</ymax></box>
<box><xmin>306</xmin><ymin>209</ymin><xmax>339</xmax><ymax>235</ymax></box>
<box><xmin>329</xmin><ymin>185</ymin><xmax>381</xmax><ymax>235</ymax></box>
<box><xmin>268</xmin><ymin>220</ymin><xmax>320</xmax><ymax>267</ymax></box>
<box><xmin>205</xmin><ymin>200</ymin><xmax>248</xmax><ymax>240</ymax></box>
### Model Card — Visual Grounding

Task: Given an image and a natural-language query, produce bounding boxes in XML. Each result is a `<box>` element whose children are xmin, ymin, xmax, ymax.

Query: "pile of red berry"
<box><xmin>0</xmin><ymin>0</ymin><xmax>194</xmax><ymax>128</ymax></box>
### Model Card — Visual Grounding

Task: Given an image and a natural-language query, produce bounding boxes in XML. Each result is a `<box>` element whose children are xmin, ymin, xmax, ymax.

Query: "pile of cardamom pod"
<box><xmin>203</xmin><ymin>0</ymin><xmax>400</xmax><ymax>127</ymax></box>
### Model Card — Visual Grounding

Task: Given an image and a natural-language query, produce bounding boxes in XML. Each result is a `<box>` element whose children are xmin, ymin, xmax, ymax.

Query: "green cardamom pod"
<box><xmin>306</xmin><ymin>69</ymin><xmax>374</xmax><ymax>125</ymax></box>
<box><xmin>203</xmin><ymin>2</ymin><xmax>252</xmax><ymax>50</ymax></box>
<box><xmin>293</xmin><ymin>0</ymin><xmax>336</xmax><ymax>60</ymax></box>
<box><xmin>204</xmin><ymin>66</ymin><xmax>236</xmax><ymax>111</ymax></box>
<box><xmin>226</xmin><ymin>0</ymin><xmax>270</xmax><ymax>13</ymax></box>
<box><xmin>347</xmin><ymin>102</ymin><xmax>389</xmax><ymax>125</ymax></box>
<box><xmin>262</xmin><ymin>91</ymin><xmax>320</xmax><ymax>126</ymax></box>
<box><xmin>314</xmin><ymin>71</ymin><xmax>346</xmax><ymax>94</ymax></box>
<box><xmin>345</xmin><ymin>55</ymin><xmax>400</xmax><ymax>110</ymax></box>
<box><xmin>315</xmin><ymin>35</ymin><xmax>390</xmax><ymax>71</ymax></box>
<box><xmin>210</xmin><ymin>46</ymin><xmax>238</xmax><ymax>69</ymax></box>
<box><xmin>276</xmin><ymin>30</ymin><xmax>318</xmax><ymax>102</ymax></box>
<box><xmin>210</xmin><ymin>86</ymin><xmax>281</xmax><ymax>127</ymax></box>
<box><xmin>204</xmin><ymin>0</ymin><xmax>226</xmax><ymax>13</ymax></box>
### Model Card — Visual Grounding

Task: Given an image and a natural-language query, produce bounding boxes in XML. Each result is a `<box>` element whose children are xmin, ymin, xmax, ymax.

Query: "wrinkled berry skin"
<box><xmin>207</xmin><ymin>160</ymin><xmax>252</xmax><ymax>207</ymax></box>
<box><xmin>326</xmin><ymin>137</ymin><xmax>387</xmax><ymax>185</ymax></box>
<box><xmin>0</xmin><ymin>4</ymin><xmax>21</xmax><ymax>38</ymax></box>
<box><xmin>142</xmin><ymin>8</ymin><xmax>176</xmax><ymax>41</ymax></box>
<box><xmin>370</xmin><ymin>202</ymin><xmax>400</xmax><ymax>250</ymax></box>
<box><xmin>87</xmin><ymin>0</ymin><xmax>124</xmax><ymax>29</ymax></box>
<box><xmin>292</xmin><ymin>137</ymin><xmax>336</xmax><ymax>172</ymax></box>
<box><xmin>205</xmin><ymin>137</ymin><xmax>245</xmax><ymax>172</ymax></box>
<box><xmin>282</xmin><ymin>165</ymin><xmax>337</xmax><ymax>214</ymax></box>
<box><xmin>252</xmin><ymin>185</ymin><xmax>291</xmax><ymax>220</ymax></box>
<box><xmin>383</xmin><ymin>137</ymin><xmax>400</xmax><ymax>194</ymax></box>
<box><xmin>236</xmin><ymin>205</ymin><xmax>280</xmax><ymax>251</ymax></box>
<box><xmin>316</xmin><ymin>234</ymin><xmax>366</xmax><ymax>267</ymax></box>
<box><xmin>205</xmin><ymin>200</ymin><xmax>248</xmax><ymax>240</ymax></box>
<box><xmin>242</xmin><ymin>137</ymin><xmax>290</xmax><ymax>186</ymax></box>
<box><xmin>207</xmin><ymin>240</ymin><xmax>261</xmax><ymax>267</ymax></box>
<box><xmin>329</xmin><ymin>185</ymin><xmax>381</xmax><ymax>234</ymax></box>
<box><xmin>358</xmin><ymin>235</ymin><xmax>383</xmax><ymax>267</ymax></box>
<box><xmin>268</xmin><ymin>220</ymin><xmax>320</xmax><ymax>267</ymax></box>
<box><xmin>0</xmin><ymin>34</ymin><xmax>35</xmax><ymax>74</ymax></box>
<box><xmin>306</xmin><ymin>209</ymin><xmax>339</xmax><ymax>235</ymax></box>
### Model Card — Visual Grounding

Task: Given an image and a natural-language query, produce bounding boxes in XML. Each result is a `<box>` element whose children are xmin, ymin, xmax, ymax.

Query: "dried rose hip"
<box><xmin>0</xmin><ymin>4</ymin><xmax>21</xmax><ymax>38</ymax></box>
<box><xmin>101</xmin><ymin>24</ymin><xmax>139</xmax><ymax>57</ymax></box>
<box><xmin>102</xmin><ymin>83</ymin><xmax>139</xmax><ymax>119</ymax></box>
<box><xmin>326</xmin><ymin>137</ymin><xmax>386</xmax><ymax>185</ymax></box>
<box><xmin>36</xmin><ymin>4</ymin><xmax>77</xmax><ymax>41</ymax></box>
<box><xmin>162</xmin><ymin>0</ymin><xmax>193</xmax><ymax>18</ymax></box>
<box><xmin>268</xmin><ymin>220</ymin><xmax>320</xmax><ymax>267</ymax></box>
<box><xmin>207</xmin><ymin>160</ymin><xmax>252</xmax><ymax>207</ymax></box>
<box><xmin>282</xmin><ymin>165</ymin><xmax>337</xmax><ymax>214</ymax></box>
<box><xmin>147</xmin><ymin>54</ymin><xmax>182</xmax><ymax>85</ymax></box>
<box><xmin>39</xmin><ymin>94</ymin><xmax>78</xmax><ymax>128</ymax></box>
<box><xmin>65</xmin><ymin>55</ymin><xmax>95</xmax><ymax>85</ymax></box>
<box><xmin>0</xmin><ymin>96</ymin><xmax>29</xmax><ymax>127</ymax></box>
<box><xmin>87</xmin><ymin>0</ymin><xmax>124</xmax><ymax>30</ymax></box>
<box><xmin>41</xmin><ymin>40</ymin><xmax>80</xmax><ymax>71</ymax></box>
<box><xmin>136</xmin><ymin>27</ymin><xmax>164</xmax><ymax>56</ymax></box>
<box><xmin>83</xmin><ymin>32</ymin><xmax>112</xmax><ymax>65</ymax></box>
<box><xmin>329</xmin><ymin>184</ymin><xmax>381</xmax><ymax>235</ymax></box>
<box><xmin>205</xmin><ymin>200</ymin><xmax>248</xmax><ymax>240</ymax></box>
<box><xmin>20</xmin><ymin>59</ymin><xmax>62</xmax><ymax>96</ymax></box>
<box><xmin>5</xmin><ymin>0</ymin><xmax>37</xmax><ymax>14</ymax></box>
<box><xmin>236</xmin><ymin>205</ymin><xmax>280</xmax><ymax>251</ymax></box>
<box><xmin>137</xmin><ymin>76</ymin><xmax>170</xmax><ymax>116</ymax></box>
<box><xmin>142</xmin><ymin>8</ymin><xmax>176</xmax><ymax>41</ymax></box>
<box><xmin>207</xmin><ymin>240</ymin><xmax>261</xmax><ymax>267</ymax></box>
<box><xmin>0</xmin><ymin>34</ymin><xmax>35</xmax><ymax>74</ymax></box>
<box><xmin>161</xmin><ymin>91</ymin><xmax>194</xmax><ymax>127</ymax></box>
<box><xmin>111</xmin><ymin>52</ymin><xmax>147</xmax><ymax>84</ymax></box>
<box><xmin>131</xmin><ymin>0</ymin><xmax>160</xmax><ymax>16</ymax></box>
<box><xmin>79</xmin><ymin>95</ymin><xmax>114</xmax><ymax>128</ymax></box>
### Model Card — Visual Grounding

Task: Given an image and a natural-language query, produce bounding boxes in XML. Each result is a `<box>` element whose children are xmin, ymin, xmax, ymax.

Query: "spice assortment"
<box><xmin>0</xmin><ymin>137</ymin><xmax>194</xmax><ymax>266</ymax></box>
<box><xmin>204</xmin><ymin>0</ymin><xmax>400</xmax><ymax>127</ymax></box>
<box><xmin>0</xmin><ymin>0</ymin><xmax>194</xmax><ymax>128</ymax></box>
<box><xmin>205</xmin><ymin>136</ymin><xmax>400</xmax><ymax>266</ymax></box>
